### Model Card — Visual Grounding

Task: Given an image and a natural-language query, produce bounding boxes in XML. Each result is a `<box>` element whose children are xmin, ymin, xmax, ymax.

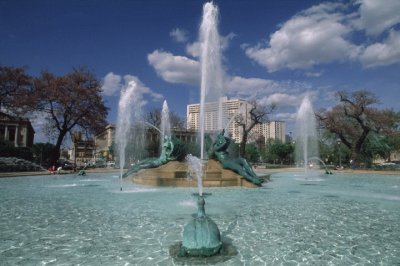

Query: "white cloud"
<box><xmin>186</xmin><ymin>42</ymin><xmax>201</xmax><ymax>58</ymax></box>
<box><xmin>357</xmin><ymin>0</ymin><xmax>400</xmax><ymax>36</ymax></box>
<box><xmin>123</xmin><ymin>75</ymin><xmax>163</xmax><ymax>103</ymax></box>
<box><xmin>273</xmin><ymin>112</ymin><xmax>298</xmax><ymax>121</ymax></box>
<box><xmin>305</xmin><ymin>71</ymin><xmax>322</xmax><ymax>77</ymax></box>
<box><xmin>221</xmin><ymin>32</ymin><xmax>236</xmax><ymax>51</ymax></box>
<box><xmin>147</xmin><ymin>50</ymin><xmax>200</xmax><ymax>85</ymax></box>
<box><xmin>226</xmin><ymin>76</ymin><xmax>279</xmax><ymax>97</ymax></box>
<box><xmin>170</xmin><ymin>28</ymin><xmax>188</xmax><ymax>43</ymax></box>
<box><xmin>260</xmin><ymin>93</ymin><xmax>301</xmax><ymax>107</ymax></box>
<box><xmin>226</xmin><ymin>76</ymin><xmax>315</xmax><ymax>106</ymax></box>
<box><xmin>360</xmin><ymin>30</ymin><xmax>400</xmax><ymax>68</ymax></box>
<box><xmin>102</xmin><ymin>72</ymin><xmax>162</xmax><ymax>108</ymax></box>
<box><xmin>245</xmin><ymin>2</ymin><xmax>360</xmax><ymax>72</ymax></box>
<box><xmin>101</xmin><ymin>72</ymin><xmax>122</xmax><ymax>96</ymax></box>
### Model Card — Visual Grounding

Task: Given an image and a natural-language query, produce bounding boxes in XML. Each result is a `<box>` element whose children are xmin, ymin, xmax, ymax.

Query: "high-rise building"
<box><xmin>187</xmin><ymin>98</ymin><xmax>286</xmax><ymax>143</ymax></box>
<box><xmin>252</xmin><ymin>121</ymin><xmax>286</xmax><ymax>143</ymax></box>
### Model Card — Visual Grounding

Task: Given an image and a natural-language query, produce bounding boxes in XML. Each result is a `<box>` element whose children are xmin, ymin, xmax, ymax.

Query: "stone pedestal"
<box><xmin>129</xmin><ymin>160</ymin><xmax>263</xmax><ymax>188</ymax></box>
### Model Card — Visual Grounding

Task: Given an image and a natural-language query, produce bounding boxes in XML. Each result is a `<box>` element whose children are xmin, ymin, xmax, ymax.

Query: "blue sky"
<box><xmin>1</xmin><ymin>0</ymin><xmax>400</xmax><ymax>143</ymax></box>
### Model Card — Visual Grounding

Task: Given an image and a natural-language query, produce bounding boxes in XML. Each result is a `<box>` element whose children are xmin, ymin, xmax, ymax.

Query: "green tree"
<box><xmin>267</xmin><ymin>140</ymin><xmax>294</xmax><ymax>164</ymax></box>
<box><xmin>245</xmin><ymin>143</ymin><xmax>260</xmax><ymax>163</ymax></box>
<box><xmin>0</xmin><ymin>141</ymin><xmax>33</xmax><ymax>161</ymax></box>
<box><xmin>31</xmin><ymin>142</ymin><xmax>56</xmax><ymax>167</ymax></box>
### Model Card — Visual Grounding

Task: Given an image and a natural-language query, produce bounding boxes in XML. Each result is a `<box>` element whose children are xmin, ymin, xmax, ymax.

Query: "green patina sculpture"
<box><xmin>178</xmin><ymin>195</ymin><xmax>222</xmax><ymax>257</ymax></box>
<box><xmin>208</xmin><ymin>129</ymin><xmax>263</xmax><ymax>186</ymax></box>
<box><xmin>123</xmin><ymin>136</ymin><xmax>173</xmax><ymax>177</ymax></box>
<box><xmin>123</xmin><ymin>136</ymin><xmax>184</xmax><ymax>178</ymax></box>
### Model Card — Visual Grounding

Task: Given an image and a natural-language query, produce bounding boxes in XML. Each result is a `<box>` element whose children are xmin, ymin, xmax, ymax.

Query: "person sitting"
<box><xmin>48</xmin><ymin>165</ymin><xmax>57</xmax><ymax>174</ymax></box>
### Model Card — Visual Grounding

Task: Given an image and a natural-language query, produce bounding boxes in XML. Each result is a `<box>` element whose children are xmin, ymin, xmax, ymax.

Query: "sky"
<box><xmin>1</xmin><ymin>0</ymin><xmax>400</xmax><ymax>143</ymax></box>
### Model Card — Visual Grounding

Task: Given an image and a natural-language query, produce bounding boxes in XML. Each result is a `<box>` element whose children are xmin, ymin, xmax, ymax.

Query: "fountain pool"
<box><xmin>1</xmin><ymin>172</ymin><xmax>399</xmax><ymax>265</ymax></box>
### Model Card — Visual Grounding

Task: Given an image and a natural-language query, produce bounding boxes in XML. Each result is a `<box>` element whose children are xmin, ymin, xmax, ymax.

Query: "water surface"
<box><xmin>0</xmin><ymin>172</ymin><xmax>399</xmax><ymax>265</ymax></box>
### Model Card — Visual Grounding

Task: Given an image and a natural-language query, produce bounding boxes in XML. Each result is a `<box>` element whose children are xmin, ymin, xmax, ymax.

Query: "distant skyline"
<box><xmin>1</xmin><ymin>0</ymin><xmax>399</xmax><ymax>143</ymax></box>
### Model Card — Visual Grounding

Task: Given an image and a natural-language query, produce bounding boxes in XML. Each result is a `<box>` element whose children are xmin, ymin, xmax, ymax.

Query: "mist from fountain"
<box><xmin>295</xmin><ymin>96</ymin><xmax>319</xmax><ymax>175</ymax></box>
<box><xmin>116</xmin><ymin>80</ymin><xmax>142</xmax><ymax>191</ymax></box>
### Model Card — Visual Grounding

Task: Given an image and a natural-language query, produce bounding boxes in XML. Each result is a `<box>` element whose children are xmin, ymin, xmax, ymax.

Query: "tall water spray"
<box><xmin>116</xmin><ymin>79</ymin><xmax>142</xmax><ymax>191</ymax></box>
<box><xmin>160</xmin><ymin>100</ymin><xmax>171</xmax><ymax>142</ymax></box>
<box><xmin>295</xmin><ymin>96</ymin><xmax>319</xmax><ymax>174</ymax></box>
<box><xmin>186</xmin><ymin>154</ymin><xmax>203</xmax><ymax>196</ymax></box>
<box><xmin>199</xmin><ymin>2</ymin><xmax>225</xmax><ymax>161</ymax></box>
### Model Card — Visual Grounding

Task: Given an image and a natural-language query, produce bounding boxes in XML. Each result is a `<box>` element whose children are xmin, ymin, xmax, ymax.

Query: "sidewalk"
<box><xmin>1</xmin><ymin>166</ymin><xmax>398</xmax><ymax>179</ymax></box>
<box><xmin>254</xmin><ymin>167</ymin><xmax>400</xmax><ymax>176</ymax></box>
<box><xmin>0</xmin><ymin>168</ymin><xmax>120</xmax><ymax>178</ymax></box>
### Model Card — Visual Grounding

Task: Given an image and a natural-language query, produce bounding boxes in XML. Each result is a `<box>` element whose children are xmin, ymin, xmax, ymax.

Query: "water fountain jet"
<box><xmin>116</xmin><ymin>80</ymin><xmax>142</xmax><ymax>191</ymax></box>
<box><xmin>295</xmin><ymin>95</ymin><xmax>320</xmax><ymax>177</ymax></box>
<box><xmin>178</xmin><ymin>2</ymin><xmax>224</xmax><ymax>258</ymax></box>
<box><xmin>160</xmin><ymin>100</ymin><xmax>171</xmax><ymax>142</ymax></box>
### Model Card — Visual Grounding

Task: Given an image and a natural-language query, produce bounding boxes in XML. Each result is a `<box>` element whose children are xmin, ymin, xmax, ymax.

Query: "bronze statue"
<box><xmin>122</xmin><ymin>136</ymin><xmax>177</xmax><ymax>178</ymax></box>
<box><xmin>208</xmin><ymin>129</ymin><xmax>262</xmax><ymax>186</ymax></box>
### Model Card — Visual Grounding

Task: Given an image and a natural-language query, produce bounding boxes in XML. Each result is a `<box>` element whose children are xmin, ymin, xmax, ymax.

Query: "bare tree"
<box><xmin>316</xmin><ymin>90</ymin><xmax>399</xmax><ymax>164</ymax></box>
<box><xmin>0</xmin><ymin>65</ymin><xmax>32</xmax><ymax>113</ymax></box>
<box><xmin>27</xmin><ymin>67</ymin><xmax>109</xmax><ymax>165</ymax></box>
<box><xmin>144</xmin><ymin>107</ymin><xmax>185</xmax><ymax>130</ymax></box>
<box><xmin>235</xmin><ymin>100</ymin><xmax>276</xmax><ymax>157</ymax></box>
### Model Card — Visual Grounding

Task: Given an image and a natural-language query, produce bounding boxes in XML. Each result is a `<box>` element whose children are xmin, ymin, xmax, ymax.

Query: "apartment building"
<box><xmin>187</xmin><ymin>97</ymin><xmax>253</xmax><ymax>143</ymax></box>
<box><xmin>252</xmin><ymin>121</ymin><xmax>286</xmax><ymax>143</ymax></box>
<box><xmin>187</xmin><ymin>98</ymin><xmax>286</xmax><ymax>143</ymax></box>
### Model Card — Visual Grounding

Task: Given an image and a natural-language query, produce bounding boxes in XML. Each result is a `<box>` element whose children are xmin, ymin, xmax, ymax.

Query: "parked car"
<box><xmin>57</xmin><ymin>159</ymin><xmax>75</xmax><ymax>170</ymax></box>
<box><xmin>107</xmin><ymin>161</ymin><xmax>116</xmax><ymax>167</ymax></box>
<box><xmin>86</xmin><ymin>159</ymin><xmax>107</xmax><ymax>168</ymax></box>
<box><xmin>95</xmin><ymin>159</ymin><xmax>107</xmax><ymax>168</ymax></box>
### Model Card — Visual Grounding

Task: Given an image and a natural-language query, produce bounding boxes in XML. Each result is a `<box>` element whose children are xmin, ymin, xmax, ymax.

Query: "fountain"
<box><xmin>122</xmin><ymin>2</ymin><xmax>261</xmax><ymax>188</ymax></box>
<box><xmin>116</xmin><ymin>79</ymin><xmax>143</xmax><ymax>191</ymax></box>
<box><xmin>119</xmin><ymin>2</ymin><xmax>263</xmax><ymax>258</ymax></box>
<box><xmin>160</xmin><ymin>100</ymin><xmax>171</xmax><ymax>142</ymax></box>
<box><xmin>178</xmin><ymin>2</ymin><xmax>224</xmax><ymax>258</ymax></box>
<box><xmin>295</xmin><ymin>95</ymin><xmax>320</xmax><ymax>176</ymax></box>
<box><xmin>177</xmin><ymin>155</ymin><xmax>222</xmax><ymax>257</ymax></box>
<box><xmin>199</xmin><ymin>1</ymin><xmax>225</xmax><ymax>160</ymax></box>
<box><xmin>308</xmin><ymin>156</ymin><xmax>333</xmax><ymax>175</ymax></box>
<box><xmin>1</xmin><ymin>4</ymin><xmax>399</xmax><ymax>265</ymax></box>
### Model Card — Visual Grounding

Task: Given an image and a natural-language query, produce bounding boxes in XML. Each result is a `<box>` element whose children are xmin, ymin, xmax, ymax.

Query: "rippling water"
<box><xmin>0</xmin><ymin>172</ymin><xmax>399</xmax><ymax>265</ymax></box>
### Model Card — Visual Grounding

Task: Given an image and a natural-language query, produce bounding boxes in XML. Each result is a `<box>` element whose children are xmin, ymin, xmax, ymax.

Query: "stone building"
<box><xmin>71</xmin><ymin>131</ymin><xmax>95</xmax><ymax>167</ymax></box>
<box><xmin>94</xmin><ymin>124</ymin><xmax>116</xmax><ymax>160</ymax></box>
<box><xmin>0</xmin><ymin>112</ymin><xmax>34</xmax><ymax>147</ymax></box>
